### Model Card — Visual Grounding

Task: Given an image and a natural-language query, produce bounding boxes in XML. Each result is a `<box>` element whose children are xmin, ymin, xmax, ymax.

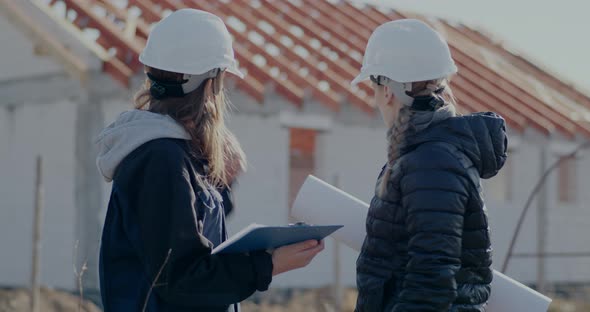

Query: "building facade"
<box><xmin>1</xmin><ymin>0</ymin><xmax>590</xmax><ymax>295</ymax></box>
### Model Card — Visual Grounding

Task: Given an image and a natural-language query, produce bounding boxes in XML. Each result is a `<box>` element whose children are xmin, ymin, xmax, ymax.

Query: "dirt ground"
<box><xmin>241</xmin><ymin>287</ymin><xmax>590</xmax><ymax>312</ymax></box>
<box><xmin>1</xmin><ymin>286</ymin><xmax>589</xmax><ymax>311</ymax></box>
<box><xmin>0</xmin><ymin>287</ymin><xmax>100</xmax><ymax>312</ymax></box>
<box><xmin>242</xmin><ymin>288</ymin><xmax>357</xmax><ymax>312</ymax></box>
<box><xmin>549</xmin><ymin>299</ymin><xmax>590</xmax><ymax>312</ymax></box>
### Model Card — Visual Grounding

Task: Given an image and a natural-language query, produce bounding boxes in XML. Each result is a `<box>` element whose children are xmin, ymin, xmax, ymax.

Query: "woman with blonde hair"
<box><xmin>352</xmin><ymin>19</ymin><xmax>507</xmax><ymax>311</ymax></box>
<box><xmin>96</xmin><ymin>9</ymin><xmax>323</xmax><ymax>312</ymax></box>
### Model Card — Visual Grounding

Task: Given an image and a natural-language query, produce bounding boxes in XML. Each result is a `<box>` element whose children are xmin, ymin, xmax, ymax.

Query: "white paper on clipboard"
<box><xmin>291</xmin><ymin>175</ymin><xmax>552</xmax><ymax>312</ymax></box>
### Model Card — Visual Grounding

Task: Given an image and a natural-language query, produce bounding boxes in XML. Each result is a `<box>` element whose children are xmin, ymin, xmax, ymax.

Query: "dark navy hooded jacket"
<box><xmin>96</xmin><ymin>110</ymin><xmax>272</xmax><ymax>312</ymax></box>
<box><xmin>356</xmin><ymin>112</ymin><xmax>508</xmax><ymax>312</ymax></box>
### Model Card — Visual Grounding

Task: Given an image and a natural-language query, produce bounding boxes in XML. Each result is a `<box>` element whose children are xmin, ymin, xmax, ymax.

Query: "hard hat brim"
<box><xmin>226</xmin><ymin>63</ymin><xmax>245</xmax><ymax>79</ymax></box>
<box><xmin>350</xmin><ymin>72</ymin><xmax>370</xmax><ymax>86</ymax></box>
<box><xmin>351</xmin><ymin>64</ymin><xmax>458</xmax><ymax>86</ymax></box>
<box><xmin>140</xmin><ymin>52</ymin><xmax>245</xmax><ymax>79</ymax></box>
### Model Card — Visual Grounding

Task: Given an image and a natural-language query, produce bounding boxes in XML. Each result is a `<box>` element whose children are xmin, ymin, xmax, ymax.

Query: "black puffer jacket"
<box><xmin>356</xmin><ymin>112</ymin><xmax>507</xmax><ymax>312</ymax></box>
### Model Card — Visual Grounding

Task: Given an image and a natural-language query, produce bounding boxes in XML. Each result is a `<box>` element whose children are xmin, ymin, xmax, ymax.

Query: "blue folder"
<box><xmin>212</xmin><ymin>223</ymin><xmax>343</xmax><ymax>254</ymax></box>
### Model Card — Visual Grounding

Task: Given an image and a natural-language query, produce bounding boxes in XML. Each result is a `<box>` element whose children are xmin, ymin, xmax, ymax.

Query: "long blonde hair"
<box><xmin>379</xmin><ymin>78</ymin><xmax>457</xmax><ymax>197</ymax></box>
<box><xmin>135</xmin><ymin>66</ymin><xmax>246</xmax><ymax>187</ymax></box>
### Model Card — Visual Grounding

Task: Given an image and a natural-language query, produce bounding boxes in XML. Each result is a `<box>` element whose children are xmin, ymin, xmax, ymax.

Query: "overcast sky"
<box><xmin>354</xmin><ymin>0</ymin><xmax>590</xmax><ymax>92</ymax></box>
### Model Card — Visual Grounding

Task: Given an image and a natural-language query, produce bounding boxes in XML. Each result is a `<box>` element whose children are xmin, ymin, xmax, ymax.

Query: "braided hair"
<box><xmin>379</xmin><ymin>78</ymin><xmax>457</xmax><ymax>197</ymax></box>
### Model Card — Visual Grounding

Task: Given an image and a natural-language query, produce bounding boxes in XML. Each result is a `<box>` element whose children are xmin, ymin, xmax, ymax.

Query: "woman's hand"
<box><xmin>271</xmin><ymin>240</ymin><xmax>325</xmax><ymax>276</ymax></box>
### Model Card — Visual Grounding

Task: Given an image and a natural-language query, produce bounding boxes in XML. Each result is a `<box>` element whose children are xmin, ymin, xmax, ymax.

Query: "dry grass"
<box><xmin>242</xmin><ymin>287</ymin><xmax>590</xmax><ymax>312</ymax></box>
<box><xmin>2</xmin><ymin>286</ymin><xmax>589</xmax><ymax>311</ymax></box>
<box><xmin>242</xmin><ymin>288</ymin><xmax>357</xmax><ymax>312</ymax></box>
<box><xmin>0</xmin><ymin>287</ymin><xmax>100</xmax><ymax>312</ymax></box>
<box><xmin>549</xmin><ymin>285</ymin><xmax>590</xmax><ymax>312</ymax></box>
<box><xmin>549</xmin><ymin>299</ymin><xmax>590</xmax><ymax>312</ymax></box>
<box><xmin>242</xmin><ymin>287</ymin><xmax>358</xmax><ymax>312</ymax></box>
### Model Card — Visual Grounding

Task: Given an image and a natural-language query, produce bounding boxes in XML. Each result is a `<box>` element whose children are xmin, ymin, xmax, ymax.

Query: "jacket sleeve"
<box><xmin>131</xmin><ymin>143</ymin><xmax>273</xmax><ymax>308</ymax></box>
<box><xmin>355</xmin><ymin>166</ymin><xmax>396</xmax><ymax>312</ymax></box>
<box><xmin>394</xmin><ymin>147</ymin><xmax>470</xmax><ymax>312</ymax></box>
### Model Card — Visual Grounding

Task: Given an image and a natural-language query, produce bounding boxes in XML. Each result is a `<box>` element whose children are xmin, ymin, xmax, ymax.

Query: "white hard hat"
<box><xmin>351</xmin><ymin>19</ymin><xmax>457</xmax><ymax>86</ymax></box>
<box><xmin>139</xmin><ymin>9</ymin><xmax>244</xmax><ymax>79</ymax></box>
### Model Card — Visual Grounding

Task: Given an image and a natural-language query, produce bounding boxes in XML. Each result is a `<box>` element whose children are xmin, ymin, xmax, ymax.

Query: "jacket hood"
<box><xmin>405</xmin><ymin>112</ymin><xmax>508</xmax><ymax>179</ymax></box>
<box><xmin>95</xmin><ymin>110</ymin><xmax>190</xmax><ymax>182</ymax></box>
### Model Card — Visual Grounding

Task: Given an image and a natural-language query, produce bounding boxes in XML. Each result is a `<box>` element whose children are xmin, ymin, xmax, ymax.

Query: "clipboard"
<box><xmin>212</xmin><ymin>223</ymin><xmax>343</xmax><ymax>254</ymax></box>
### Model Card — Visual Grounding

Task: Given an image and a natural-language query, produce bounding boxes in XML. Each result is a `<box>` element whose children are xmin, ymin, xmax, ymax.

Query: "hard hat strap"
<box><xmin>386</xmin><ymin>80</ymin><xmax>415</xmax><ymax>107</ymax></box>
<box><xmin>147</xmin><ymin>72</ymin><xmax>185</xmax><ymax>99</ymax></box>
<box><xmin>147</xmin><ymin>68</ymin><xmax>223</xmax><ymax>100</ymax></box>
<box><xmin>182</xmin><ymin>68</ymin><xmax>223</xmax><ymax>94</ymax></box>
<box><xmin>370</xmin><ymin>75</ymin><xmax>415</xmax><ymax>107</ymax></box>
<box><xmin>372</xmin><ymin>75</ymin><xmax>446</xmax><ymax>110</ymax></box>
<box><xmin>411</xmin><ymin>95</ymin><xmax>445</xmax><ymax>111</ymax></box>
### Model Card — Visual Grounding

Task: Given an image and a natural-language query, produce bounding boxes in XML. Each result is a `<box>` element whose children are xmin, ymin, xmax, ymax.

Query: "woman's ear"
<box><xmin>206</xmin><ymin>73</ymin><xmax>225</xmax><ymax>98</ymax></box>
<box><xmin>213</xmin><ymin>77</ymin><xmax>222</xmax><ymax>95</ymax></box>
<box><xmin>214</xmin><ymin>72</ymin><xmax>225</xmax><ymax>95</ymax></box>
<box><xmin>384</xmin><ymin>85</ymin><xmax>395</xmax><ymax>107</ymax></box>
<box><xmin>204</xmin><ymin>79</ymin><xmax>216</xmax><ymax>100</ymax></box>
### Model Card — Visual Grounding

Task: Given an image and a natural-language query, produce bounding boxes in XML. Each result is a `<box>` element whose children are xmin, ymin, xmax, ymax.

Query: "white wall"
<box><xmin>301</xmin><ymin>124</ymin><xmax>386</xmax><ymax>287</ymax></box>
<box><xmin>483</xmin><ymin>137</ymin><xmax>590</xmax><ymax>284</ymax></box>
<box><xmin>0</xmin><ymin>14</ymin><xmax>63</xmax><ymax>82</ymax></box>
<box><xmin>0</xmin><ymin>9</ymin><xmax>106</xmax><ymax>290</ymax></box>
<box><xmin>0</xmin><ymin>99</ymin><xmax>77</xmax><ymax>289</ymax></box>
<box><xmin>0</xmin><ymin>81</ymin><xmax>131</xmax><ymax>289</ymax></box>
<box><xmin>257</xmin><ymin>123</ymin><xmax>388</xmax><ymax>287</ymax></box>
<box><xmin>226</xmin><ymin>115</ymin><xmax>291</xmax><ymax>231</ymax></box>
<box><xmin>2</xmin><ymin>82</ymin><xmax>590</xmax><ymax>292</ymax></box>
<box><xmin>542</xmin><ymin>145</ymin><xmax>590</xmax><ymax>283</ymax></box>
<box><xmin>0</xmin><ymin>4</ymin><xmax>100</xmax><ymax>84</ymax></box>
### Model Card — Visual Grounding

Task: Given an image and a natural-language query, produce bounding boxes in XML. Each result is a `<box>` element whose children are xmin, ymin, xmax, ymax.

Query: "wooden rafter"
<box><xmin>24</xmin><ymin>0</ymin><xmax>590</xmax><ymax>138</ymax></box>
<box><xmin>0</xmin><ymin>0</ymin><xmax>89</xmax><ymax>83</ymax></box>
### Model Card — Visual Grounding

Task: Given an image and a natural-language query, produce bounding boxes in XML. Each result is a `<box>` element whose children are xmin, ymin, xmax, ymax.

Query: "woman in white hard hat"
<box><xmin>96</xmin><ymin>9</ymin><xmax>323</xmax><ymax>312</ymax></box>
<box><xmin>352</xmin><ymin>19</ymin><xmax>507</xmax><ymax>311</ymax></box>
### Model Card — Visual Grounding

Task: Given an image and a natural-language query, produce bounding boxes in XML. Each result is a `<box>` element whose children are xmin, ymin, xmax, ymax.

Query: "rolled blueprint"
<box><xmin>292</xmin><ymin>175</ymin><xmax>368</xmax><ymax>251</ymax></box>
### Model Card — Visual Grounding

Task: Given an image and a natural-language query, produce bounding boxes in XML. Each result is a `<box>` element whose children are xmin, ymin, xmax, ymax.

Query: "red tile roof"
<box><xmin>38</xmin><ymin>0</ymin><xmax>590</xmax><ymax>139</ymax></box>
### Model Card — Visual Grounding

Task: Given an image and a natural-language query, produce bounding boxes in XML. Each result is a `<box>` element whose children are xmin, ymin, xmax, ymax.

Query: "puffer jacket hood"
<box><xmin>95</xmin><ymin>110</ymin><xmax>190</xmax><ymax>182</ymax></box>
<box><xmin>405</xmin><ymin>112</ymin><xmax>508</xmax><ymax>179</ymax></box>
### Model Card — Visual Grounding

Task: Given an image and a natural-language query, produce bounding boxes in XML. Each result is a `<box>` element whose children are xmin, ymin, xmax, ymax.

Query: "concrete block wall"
<box><xmin>1</xmin><ymin>83</ymin><xmax>590</xmax><ymax>292</ymax></box>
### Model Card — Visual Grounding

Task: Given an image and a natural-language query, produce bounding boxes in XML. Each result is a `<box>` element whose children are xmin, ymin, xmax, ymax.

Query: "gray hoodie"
<box><xmin>95</xmin><ymin>110</ymin><xmax>190</xmax><ymax>182</ymax></box>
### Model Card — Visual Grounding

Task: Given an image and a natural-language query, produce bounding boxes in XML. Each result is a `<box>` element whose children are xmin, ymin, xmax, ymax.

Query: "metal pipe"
<box><xmin>536</xmin><ymin>147</ymin><xmax>547</xmax><ymax>293</ymax></box>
